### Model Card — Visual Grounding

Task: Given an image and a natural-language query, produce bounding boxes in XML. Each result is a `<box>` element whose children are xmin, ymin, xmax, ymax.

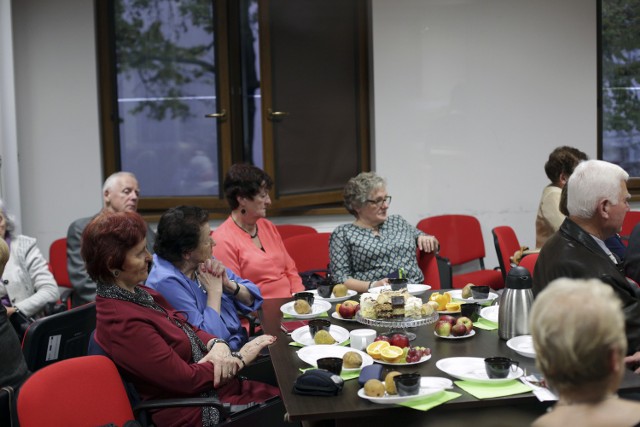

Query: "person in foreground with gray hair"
<box><xmin>531</xmin><ymin>278</ymin><xmax>640</xmax><ymax>427</ymax></box>
<box><xmin>66</xmin><ymin>171</ymin><xmax>155</xmax><ymax>306</ymax></box>
<box><xmin>330</xmin><ymin>171</ymin><xmax>439</xmax><ymax>293</ymax></box>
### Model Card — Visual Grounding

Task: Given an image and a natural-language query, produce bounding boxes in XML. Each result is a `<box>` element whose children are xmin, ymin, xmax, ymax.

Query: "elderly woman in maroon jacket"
<box><xmin>82</xmin><ymin>212</ymin><xmax>278</xmax><ymax>427</ymax></box>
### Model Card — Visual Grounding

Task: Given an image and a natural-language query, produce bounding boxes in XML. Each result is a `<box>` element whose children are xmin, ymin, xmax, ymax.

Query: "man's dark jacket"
<box><xmin>533</xmin><ymin>218</ymin><xmax>640</xmax><ymax>354</ymax></box>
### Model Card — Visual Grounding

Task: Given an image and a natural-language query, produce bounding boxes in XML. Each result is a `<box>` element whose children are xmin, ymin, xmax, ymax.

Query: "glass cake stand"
<box><xmin>355</xmin><ymin>311</ymin><xmax>439</xmax><ymax>341</ymax></box>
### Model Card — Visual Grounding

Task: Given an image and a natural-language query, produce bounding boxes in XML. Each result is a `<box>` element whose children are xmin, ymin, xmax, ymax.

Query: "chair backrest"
<box><xmin>492</xmin><ymin>226</ymin><xmax>521</xmax><ymax>281</ymax></box>
<box><xmin>49</xmin><ymin>238</ymin><xmax>71</xmax><ymax>288</ymax></box>
<box><xmin>417</xmin><ymin>215</ymin><xmax>486</xmax><ymax>266</ymax></box>
<box><xmin>283</xmin><ymin>232</ymin><xmax>331</xmax><ymax>273</ymax></box>
<box><xmin>518</xmin><ymin>253</ymin><xmax>539</xmax><ymax>278</ymax></box>
<box><xmin>22</xmin><ymin>302</ymin><xmax>96</xmax><ymax>372</ymax></box>
<box><xmin>622</xmin><ymin>211</ymin><xmax>640</xmax><ymax>246</ymax></box>
<box><xmin>275</xmin><ymin>224</ymin><xmax>317</xmax><ymax>241</ymax></box>
<box><xmin>17</xmin><ymin>355</ymin><xmax>135</xmax><ymax>427</ymax></box>
<box><xmin>417</xmin><ymin>250</ymin><xmax>442</xmax><ymax>290</ymax></box>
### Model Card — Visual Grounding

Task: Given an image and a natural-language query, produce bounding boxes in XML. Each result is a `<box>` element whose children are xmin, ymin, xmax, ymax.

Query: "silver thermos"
<box><xmin>498</xmin><ymin>266</ymin><xmax>533</xmax><ymax>340</ymax></box>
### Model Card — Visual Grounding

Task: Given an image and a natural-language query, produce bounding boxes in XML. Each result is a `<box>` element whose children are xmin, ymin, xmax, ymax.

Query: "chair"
<box><xmin>417</xmin><ymin>215</ymin><xmax>504</xmax><ymax>290</ymax></box>
<box><xmin>492</xmin><ymin>226</ymin><xmax>521</xmax><ymax>281</ymax></box>
<box><xmin>276</xmin><ymin>224</ymin><xmax>317</xmax><ymax>241</ymax></box>
<box><xmin>17</xmin><ymin>355</ymin><xmax>138</xmax><ymax>427</ymax></box>
<box><xmin>48</xmin><ymin>238</ymin><xmax>74</xmax><ymax>309</ymax></box>
<box><xmin>621</xmin><ymin>211</ymin><xmax>640</xmax><ymax>246</ymax></box>
<box><xmin>21</xmin><ymin>302</ymin><xmax>96</xmax><ymax>372</ymax></box>
<box><xmin>283</xmin><ymin>232</ymin><xmax>331</xmax><ymax>274</ymax></box>
<box><xmin>518</xmin><ymin>253</ymin><xmax>539</xmax><ymax>278</ymax></box>
<box><xmin>417</xmin><ymin>250</ymin><xmax>447</xmax><ymax>290</ymax></box>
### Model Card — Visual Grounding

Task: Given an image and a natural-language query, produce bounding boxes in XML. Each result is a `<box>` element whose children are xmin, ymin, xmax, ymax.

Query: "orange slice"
<box><xmin>380</xmin><ymin>345</ymin><xmax>404</xmax><ymax>363</ymax></box>
<box><xmin>366</xmin><ymin>341</ymin><xmax>390</xmax><ymax>360</ymax></box>
<box><xmin>445</xmin><ymin>302</ymin><xmax>461</xmax><ymax>312</ymax></box>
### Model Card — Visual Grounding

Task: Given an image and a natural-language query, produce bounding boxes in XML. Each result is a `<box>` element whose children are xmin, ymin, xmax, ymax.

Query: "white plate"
<box><xmin>331</xmin><ymin>311</ymin><xmax>358</xmax><ymax>322</ymax></box>
<box><xmin>479</xmin><ymin>306</ymin><xmax>499</xmax><ymax>323</ymax></box>
<box><xmin>447</xmin><ymin>289</ymin><xmax>499</xmax><ymax>304</ymax></box>
<box><xmin>420</xmin><ymin>376</ymin><xmax>453</xmax><ymax>389</ymax></box>
<box><xmin>357</xmin><ymin>383</ymin><xmax>444</xmax><ymax>404</ymax></box>
<box><xmin>291</xmin><ymin>324</ymin><xmax>350</xmax><ymax>346</ymax></box>
<box><xmin>436</xmin><ymin>357</ymin><xmax>524</xmax><ymax>383</ymax></box>
<box><xmin>297</xmin><ymin>345</ymin><xmax>374</xmax><ymax>372</ymax></box>
<box><xmin>437</xmin><ymin>309</ymin><xmax>461</xmax><ymax>314</ymax></box>
<box><xmin>368</xmin><ymin>284</ymin><xmax>431</xmax><ymax>296</ymax></box>
<box><xmin>375</xmin><ymin>354</ymin><xmax>432</xmax><ymax>366</ymax></box>
<box><xmin>280</xmin><ymin>300</ymin><xmax>332</xmax><ymax>319</ymax></box>
<box><xmin>507</xmin><ymin>335</ymin><xmax>536</xmax><ymax>358</ymax></box>
<box><xmin>309</xmin><ymin>289</ymin><xmax>358</xmax><ymax>303</ymax></box>
<box><xmin>434</xmin><ymin>329</ymin><xmax>476</xmax><ymax>340</ymax></box>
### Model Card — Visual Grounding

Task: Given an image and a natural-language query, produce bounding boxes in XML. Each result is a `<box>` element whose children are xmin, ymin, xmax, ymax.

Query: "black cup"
<box><xmin>316</xmin><ymin>283</ymin><xmax>336</xmax><ymax>298</ymax></box>
<box><xmin>393</xmin><ymin>373</ymin><xmax>421</xmax><ymax>396</ymax></box>
<box><xmin>317</xmin><ymin>357</ymin><xmax>343</xmax><ymax>375</ymax></box>
<box><xmin>471</xmin><ymin>286</ymin><xmax>490</xmax><ymax>299</ymax></box>
<box><xmin>389</xmin><ymin>278</ymin><xmax>409</xmax><ymax>291</ymax></box>
<box><xmin>460</xmin><ymin>303</ymin><xmax>480</xmax><ymax>321</ymax></box>
<box><xmin>308</xmin><ymin>319</ymin><xmax>331</xmax><ymax>338</ymax></box>
<box><xmin>484</xmin><ymin>357</ymin><xmax>519</xmax><ymax>379</ymax></box>
<box><xmin>294</xmin><ymin>292</ymin><xmax>315</xmax><ymax>306</ymax></box>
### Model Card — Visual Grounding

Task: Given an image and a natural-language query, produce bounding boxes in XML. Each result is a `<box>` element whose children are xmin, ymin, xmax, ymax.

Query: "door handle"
<box><xmin>204</xmin><ymin>109</ymin><xmax>227</xmax><ymax>120</ymax></box>
<box><xmin>267</xmin><ymin>108</ymin><xmax>289</xmax><ymax>121</ymax></box>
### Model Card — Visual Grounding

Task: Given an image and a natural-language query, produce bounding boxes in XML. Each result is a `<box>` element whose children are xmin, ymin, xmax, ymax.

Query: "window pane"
<box><xmin>114</xmin><ymin>0</ymin><xmax>220</xmax><ymax>197</ymax></box>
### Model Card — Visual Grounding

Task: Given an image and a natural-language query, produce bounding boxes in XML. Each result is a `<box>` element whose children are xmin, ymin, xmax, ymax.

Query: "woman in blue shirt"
<box><xmin>147</xmin><ymin>205</ymin><xmax>263</xmax><ymax>351</ymax></box>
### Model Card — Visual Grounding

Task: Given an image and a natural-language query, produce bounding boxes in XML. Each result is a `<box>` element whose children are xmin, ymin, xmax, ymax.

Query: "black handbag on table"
<box><xmin>292</xmin><ymin>369</ymin><xmax>344</xmax><ymax>396</ymax></box>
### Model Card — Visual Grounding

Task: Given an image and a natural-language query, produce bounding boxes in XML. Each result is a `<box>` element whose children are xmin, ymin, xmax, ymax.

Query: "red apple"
<box><xmin>456</xmin><ymin>316</ymin><xmax>473</xmax><ymax>333</ymax></box>
<box><xmin>338</xmin><ymin>303</ymin><xmax>357</xmax><ymax>319</ymax></box>
<box><xmin>434</xmin><ymin>320</ymin><xmax>452</xmax><ymax>337</ymax></box>
<box><xmin>374</xmin><ymin>334</ymin><xmax>390</xmax><ymax>342</ymax></box>
<box><xmin>390</xmin><ymin>333</ymin><xmax>410</xmax><ymax>349</ymax></box>
<box><xmin>451</xmin><ymin>323</ymin><xmax>468</xmax><ymax>337</ymax></box>
<box><xmin>439</xmin><ymin>315</ymin><xmax>457</xmax><ymax>326</ymax></box>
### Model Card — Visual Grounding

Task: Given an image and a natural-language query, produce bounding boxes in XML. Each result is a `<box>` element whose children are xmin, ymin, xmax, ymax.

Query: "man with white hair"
<box><xmin>66</xmin><ymin>172</ymin><xmax>156</xmax><ymax>306</ymax></box>
<box><xmin>533</xmin><ymin>159</ymin><xmax>640</xmax><ymax>356</ymax></box>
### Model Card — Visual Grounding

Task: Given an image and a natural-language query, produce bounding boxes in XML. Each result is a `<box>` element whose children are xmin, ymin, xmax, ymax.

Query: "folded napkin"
<box><xmin>454</xmin><ymin>380</ymin><xmax>533</xmax><ymax>399</ymax></box>
<box><xmin>520</xmin><ymin>375</ymin><xmax>558</xmax><ymax>402</ymax></box>
<box><xmin>473</xmin><ymin>318</ymin><xmax>498</xmax><ymax>330</ymax></box>
<box><xmin>283</xmin><ymin>312</ymin><xmax>329</xmax><ymax>319</ymax></box>
<box><xmin>299</xmin><ymin>367</ymin><xmax>359</xmax><ymax>381</ymax></box>
<box><xmin>289</xmin><ymin>339</ymin><xmax>351</xmax><ymax>348</ymax></box>
<box><xmin>398</xmin><ymin>391</ymin><xmax>461</xmax><ymax>411</ymax></box>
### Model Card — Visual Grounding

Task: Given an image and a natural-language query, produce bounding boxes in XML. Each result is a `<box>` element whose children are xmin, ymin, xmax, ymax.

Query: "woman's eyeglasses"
<box><xmin>366</xmin><ymin>196</ymin><xmax>392</xmax><ymax>207</ymax></box>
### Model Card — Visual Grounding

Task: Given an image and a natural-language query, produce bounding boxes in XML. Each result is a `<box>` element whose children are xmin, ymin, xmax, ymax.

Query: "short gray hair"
<box><xmin>343</xmin><ymin>172</ymin><xmax>386</xmax><ymax>217</ymax></box>
<box><xmin>102</xmin><ymin>171</ymin><xmax>137</xmax><ymax>193</ymax></box>
<box><xmin>566</xmin><ymin>160</ymin><xmax>628</xmax><ymax>219</ymax></box>
<box><xmin>0</xmin><ymin>198</ymin><xmax>17</xmax><ymax>239</ymax></box>
<box><xmin>531</xmin><ymin>278</ymin><xmax>626</xmax><ymax>396</ymax></box>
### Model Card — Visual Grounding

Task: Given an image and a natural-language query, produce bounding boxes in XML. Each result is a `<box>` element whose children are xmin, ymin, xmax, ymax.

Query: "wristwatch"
<box><xmin>208</xmin><ymin>338</ymin><xmax>230</xmax><ymax>351</ymax></box>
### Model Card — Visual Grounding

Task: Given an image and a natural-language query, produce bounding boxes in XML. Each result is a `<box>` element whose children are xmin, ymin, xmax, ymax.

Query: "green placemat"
<box><xmin>299</xmin><ymin>367</ymin><xmax>359</xmax><ymax>381</ymax></box>
<box><xmin>474</xmin><ymin>318</ymin><xmax>498</xmax><ymax>330</ymax></box>
<box><xmin>398</xmin><ymin>391</ymin><xmax>461</xmax><ymax>411</ymax></box>
<box><xmin>283</xmin><ymin>312</ymin><xmax>329</xmax><ymax>319</ymax></box>
<box><xmin>455</xmin><ymin>380</ymin><xmax>533</xmax><ymax>399</ymax></box>
<box><xmin>289</xmin><ymin>340</ymin><xmax>350</xmax><ymax>347</ymax></box>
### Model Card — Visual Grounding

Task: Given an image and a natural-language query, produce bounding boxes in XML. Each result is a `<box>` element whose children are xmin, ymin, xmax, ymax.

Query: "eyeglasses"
<box><xmin>366</xmin><ymin>196</ymin><xmax>392</xmax><ymax>207</ymax></box>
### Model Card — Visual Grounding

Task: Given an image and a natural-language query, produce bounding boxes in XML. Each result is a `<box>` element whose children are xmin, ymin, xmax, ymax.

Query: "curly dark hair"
<box><xmin>223</xmin><ymin>164</ymin><xmax>273</xmax><ymax>210</ymax></box>
<box><xmin>544</xmin><ymin>146</ymin><xmax>588</xmax><ymax>184</ymax></box>
<box><xmin>81</xmin><ymin>212</ymin><xmax>148</xmax><ymax>284</ymax></box>
<box><xmin>154</xmin><ymin>206</ymin><xmax>209</xmax><ymax>264</ymax></box>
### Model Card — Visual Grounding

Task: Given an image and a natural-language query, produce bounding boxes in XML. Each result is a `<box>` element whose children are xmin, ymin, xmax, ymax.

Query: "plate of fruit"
<box><xmin>366</xmin><ymin>333</ymin><xmax>432</xmax><ymax>365</ymax></box>
<box><xmin>434</xmin><ymin>315</ymin><xmax>474</xmax><ymax>338</ymax></box>
<box><xmin>358</xmin><ymin>372</ymin><xmax>445</xmax><ymax>404</ymax></box>
<box><xmin>297</xmin><ymin>345</ymin><xmax>374</xmax><ymax>372</ymax></box>
<box><xmin>310</xmin><ymin>286</ymin><xmax>358</xmax><ymax>303</ymax></box>
<box><xmin>331</xmin><ymin>300</ymin><xmax>360</xmax><ymax>321</ymax></box>
<box><xmin>291</xmin><ymin>324</ymin><xmax>350</xmax><ymax>346</ymax></box>
<box><xmin>280</xmin><ymin>300</ymin><xmax>332</xmax><ymax>319</ymax></box>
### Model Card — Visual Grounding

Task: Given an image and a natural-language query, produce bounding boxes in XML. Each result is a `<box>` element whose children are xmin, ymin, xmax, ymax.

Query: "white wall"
<box><xmin>9</xmin><ymin>0</ymin><xmax>598</xmax><ymax>271</ymax></box>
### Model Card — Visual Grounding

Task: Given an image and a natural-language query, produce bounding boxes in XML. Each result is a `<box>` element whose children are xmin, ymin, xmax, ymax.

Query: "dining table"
<box><xmin>260</xmin><ymin>290</ymin><xmax>640</xmax><ymax>427</ymax></box>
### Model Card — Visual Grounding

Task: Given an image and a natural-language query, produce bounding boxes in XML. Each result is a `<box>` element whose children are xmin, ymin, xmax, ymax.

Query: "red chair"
<box><xmin>49</xmin><ymin>238</ymin><xmax>73</xmax><ymax>308</ymax></box>
<box><xmin>492</xmin><ymin>226</ymin><xmax>521</xmax><ymax>281</ymax></box>
<box><xmin>621</xmin><ymin>211</ymin><xmax>640</xmax><ymax>246</ymax></box>
<box><xmin>276</xmin><ymin>224</ymin><xmax>317</xmax><ymax>241</ymax></box>
<box><xmin>17</xmin><ymin>355</ymin><xmax>136</xmax><ymax>427</ymax></box>
<box><xmin>417</xmin><ymin>215</ymin><xmax>504</xmax><ymax>290</ymax></box>
<box><xmin>283</xmin><ymin>232</ymin><xmax>331</xmax><ymax>273</ymax></box>
<box><xmin>417</xmin><ymin>250</ymin><xmax>445</xmax><ymax>290</ymax></box>
<box><xmin>518</xmin><ymin>253</ymin><xmax>539</xmax><ymax>278</ymax></box>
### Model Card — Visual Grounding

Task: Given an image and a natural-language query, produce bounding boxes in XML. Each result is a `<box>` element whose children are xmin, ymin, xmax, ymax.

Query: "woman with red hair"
<box><xmin>83</xmin><ymin>212</ymin><xmax>278</xmax><ymax>427</ymax></box>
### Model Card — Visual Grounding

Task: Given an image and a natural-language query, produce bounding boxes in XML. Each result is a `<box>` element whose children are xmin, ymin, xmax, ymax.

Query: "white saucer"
<box><xmin>479</xmin><ymin>306</ymin><xmax>499</xmax><ymax>323</ymax></box>
<box><xmin>309</xmin><ymin>289</ymin><xmax>358</xmax><ymax>303</ymax></box>
<box><xmin>297</xmin><ymin>345</ymin><xmax>373</xmax><ymax>372</ymax></box>
<box><xmin>280</xmin><ymin>300</ymin><xmax>332</xmax><ymax>319</ymax></box>
<box><xmin>357</xmin><ymin>384</ymin><xmax>444</xmax><ymax>404</ymax></box>
<box><xmin>506</xmin><ymin>335</ymin><xmax>536</xmax><ymax>358</ymax></box>
<box><xmin>448</xmin><ymin>289</ymin><xmax>499</xmax><ymax>304</ymax></box>
<box><xmin>331</xmin><ymin>311</ymin><xmax>357</xmax><ymax>322</ymax></box>
<box><xmin>290</xmin><ymin>324</ymin><xmax>350</xmax><ymax>346</ymax></box>
<box><xmin>436</xmin><ymin>357</ymin><xmax>523</xmax><ymax>383</ymax></box>
<box><xmin>433</xmin><ymin>329</ymin><xmax>475</xmax><ymax>340</ymax></box>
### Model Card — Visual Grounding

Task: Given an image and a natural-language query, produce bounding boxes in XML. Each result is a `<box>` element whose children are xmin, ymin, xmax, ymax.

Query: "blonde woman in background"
<box><xmin>531</xmin><ymin>278</ymin><xmax>640</xmax><ymax>427</ymax></box>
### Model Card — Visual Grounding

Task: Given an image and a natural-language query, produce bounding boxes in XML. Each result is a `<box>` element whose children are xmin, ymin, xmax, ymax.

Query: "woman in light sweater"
<box><xmin>0</xmin><ymin>199</ymin><xmax>58</xmax><ymax>318</ymax></box>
